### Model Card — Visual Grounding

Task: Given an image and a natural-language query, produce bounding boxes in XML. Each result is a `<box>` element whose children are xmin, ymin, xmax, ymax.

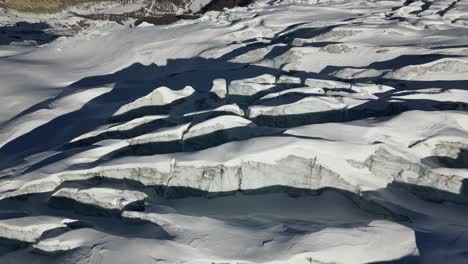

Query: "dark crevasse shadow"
<box><xmin>2</xmin><ymin>22</ymin><xmax>468</xmax><ymax>175</ymax></box>
<box><xmin>23</xmin><ymin>110</ymin><xmax>335</xmax><ymax>173</ymax></box>
<box><xmin>0</xmin><ymin>58</ymin><xmax>286</xmax><ymax>171</ymax></box>
<box><xmin>421</xmin><ymin>148</ymin><xmax>468</xmax><ymax>169</ymax></box>
<box><xmin>430</xmin><ymin>44</ymin><xmax>468</xmax><ymax>50</ymax></box>
<box><xmin>385</xmin><ymin>180</ymin><xmax>468</xmax><ymax>207</ymax></box>
<box><xmin>21</xmin><ymin>108</ymin><xmax>240</xmax><ymax>174</ymax></box>
<box><xmin>20</xmin><ymin>145</ymin><xmax>101</xmax><ymax>176</ymax></box>
<box><xmin>320</xmin><ymin>54</ymin><xmax>465</xmax><ymax>75</ymax></box>
<box><xmin>198</xmin><ymin>0</ymin><xmax>254</xmax><ymax>13</ymax></box>
<box><xmin>69</xmin><ymin>108</ymin><xmax>237</xmax><ymax>148</ymax></box>
<box><xmin>437</xmin><ymin>0</ymin><xmax>459</xmax><ymax>17</ymax></box>
<box><xmin>351</xmin><ymin>78</ymin><xmax>468</xmax><ymax>93</ymax></box>
<box><xmin>218</xmin><ymin>24</ymin><xmax>342</xmax><ymax>63</ymax></box>
<box><xmin>364</xmin><ymin>180</ymin><xmax>468</xmax><ymax>264</ymax></box>
<box><xmin>20</xmin><ymin>85</ymin><xmax>333</xmax><ymax>173</ymax></box>
<box><xmin>0</xmin><ymin>183</ymin><xmax>404</xmax><ymax>225</ymax></box>
<box><xmin>0</xmin><ymin>21</ymin><xmax>350</xmax><ymax>172</ymax></box>
<box><xmin>1</xmin><ymin>181</ymin><xmax>468</xmax><ymax>262</ymax></box>
<box><xmin>252</xmin><ymin>97</ymin><xmax>468</xmax><ymax>128</ymax></box>
<box><xmin>0</xmin><ymin>22</ymin><xmax>61</xmax><ymax>46</ymax></box>
<box><xmin>66</xmin><ymin>127</ymin><xmax>331</xmax><ymax>171</ymax></box>
<box><xmin>367</xmin><ymin>54</ymin><xmax>463</xmax><ymax>70</ymax></box>
<box><xmin>368</xmin><ymin>256</ymin><xmax>421</xmax><ymax>264</ymax></box>
<box><xmin>0</xmin><ymin>186</ymin><xmax>383</xmax><ymax>262</ymax></box>
<box><xmin>4</xmin><ymin>62</ymin><xmax>468</xmax><ymax>175</ymax></box>
<box><xmin>0</xmin><ymin>191</ymin><xmax>172</xmax><ymax>242</ymax></box>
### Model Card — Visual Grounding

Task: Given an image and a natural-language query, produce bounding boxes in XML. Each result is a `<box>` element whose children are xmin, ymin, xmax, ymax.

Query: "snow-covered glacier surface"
<box><xmin>1</xmin><ymin>0</ymin><xmax>468</xmax><ymax>263</ymax></box>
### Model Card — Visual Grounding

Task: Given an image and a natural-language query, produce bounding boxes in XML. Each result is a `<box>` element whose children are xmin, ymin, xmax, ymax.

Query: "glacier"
<box><xmin>0</xmin><ymin>0</ymin><xmax>468</xmax><ymax>263</ymax></box>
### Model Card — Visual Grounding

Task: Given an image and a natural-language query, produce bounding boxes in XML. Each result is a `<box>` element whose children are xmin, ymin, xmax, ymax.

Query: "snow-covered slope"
<box><xmin>0</xmin><ymin>0</ymin><xmax>468</xmax><ymax>263</ymax></box>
